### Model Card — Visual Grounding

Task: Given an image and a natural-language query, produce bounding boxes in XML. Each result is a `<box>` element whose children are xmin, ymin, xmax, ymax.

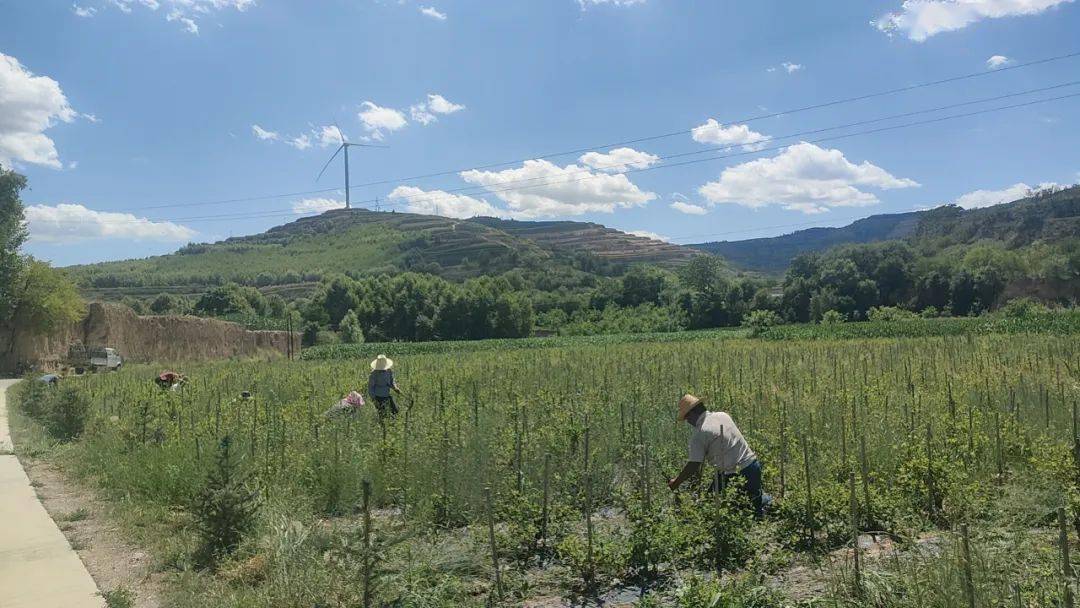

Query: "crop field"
<box><xmin>10</xmin><ymin>332</ymin><xmax>1080</xmax><ymax>607</ymax></box>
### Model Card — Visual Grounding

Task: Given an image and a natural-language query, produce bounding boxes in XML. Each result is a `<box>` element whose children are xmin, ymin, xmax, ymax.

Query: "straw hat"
<box><xmin>677</xmin><ymin>394</ymin><xmax>703</xmax><ymax>421</ymax></box>
<box><xmin>370</xmin><ymin>354</ymin><xmax>394</xmax><ymax>371</ymax></box>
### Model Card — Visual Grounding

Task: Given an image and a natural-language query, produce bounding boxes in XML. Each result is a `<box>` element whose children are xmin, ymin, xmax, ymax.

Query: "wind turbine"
<box><xmin>316</xmin><ymin>125</ymin><xmax>387</xmax><ymax>210</ymax></box>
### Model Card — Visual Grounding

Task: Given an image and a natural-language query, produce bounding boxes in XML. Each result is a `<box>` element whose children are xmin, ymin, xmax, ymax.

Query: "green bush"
<box><xmin>17</xmin><ymin>376</ymin><xmax>54</xmax><ymax>420</ymax></box>
<box><xmin>743</xmin><ymin>309</ymin><xmax>783</xmax><ymax>337</ymax></box>
<box><xmin>867</xmin><ymin>305</ymin><xmax>918</xmax><ymax>322</ymax></box>
<box><xmin>820</xmin><ymin>310</ymin><xmax>846</xmax><ymax>325</ymax></box>
<box><xmin>192</xmin><ymin>436</ymin><xmax>260</xmax><ymax>567</ymax></box>
<box><xmin>998</xmin><ymin>297</ymin><xmax>1050</xmax><ymax>318</ymax></box>
<box><xmin>45</xmin><ymin>385</ymin><xmax>90</xmax><ymax>441</ymax></box>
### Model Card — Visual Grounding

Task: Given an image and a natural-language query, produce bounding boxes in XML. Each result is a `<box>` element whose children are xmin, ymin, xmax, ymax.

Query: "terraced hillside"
<box><xmin>68</xmin><ymin>209</ymin><xmax>701</xmax><ymax>299</ymax></box>
<box><xmin>470</xmin><ymin>217</ymin><xmax>697</xmax><ymax>266</ymax></box>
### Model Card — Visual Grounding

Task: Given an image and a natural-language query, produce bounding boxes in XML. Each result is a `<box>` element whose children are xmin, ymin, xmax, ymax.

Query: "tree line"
<box><xmin>0</xmin><ymin>167</ymin><xmax>85</xmax><ymax>360</ymax></box>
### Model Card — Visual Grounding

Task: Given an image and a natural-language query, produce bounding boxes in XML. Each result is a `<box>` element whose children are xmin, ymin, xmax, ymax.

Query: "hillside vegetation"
<box><xmin>68</xmin><ymin>209</ymin><xmax>698</xmax><ymax>297</ymax></box>
<box><xmin>691</xmin><ymin>185</ymin><xmax>1080</xmax><ymax>273</ymax></box>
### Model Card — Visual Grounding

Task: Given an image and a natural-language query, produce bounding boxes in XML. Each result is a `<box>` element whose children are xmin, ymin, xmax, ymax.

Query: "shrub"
<box><xmin>17</xmin><ymin>375</ymin><xmax>54</xmax><ymax>420</ymax></box>
<box><xmin>819</xmin><ymin>310</ymin><xmax>845</xmax><ymax>325</ymax></box>
<box><xmin>998</xmin><ymin>297</ymin><xmax>1049</xmax><ymax>318</ymax></box>
<box><xmin>45</xmin><ymin>385</ymin><xmax>90</xmax><ymax>441</ymax></box>
<box><xmin>742</xmin><ymin>309</ymin><xmax>783</xmax><ymax>337</ymax></box>
<box><xmin>192</xmin><ymin>436</ymin><xmax>260</xmax><ymax>567</ymax></box>
<box><xmin>920</xmin><ymin>306</ymin><xmax>940</xmax><ymax>318</ymax></box>
<box><xmin>868</xmin><ymin>305</ymin><xmax>918</xmax><ymax>322</ymax></box>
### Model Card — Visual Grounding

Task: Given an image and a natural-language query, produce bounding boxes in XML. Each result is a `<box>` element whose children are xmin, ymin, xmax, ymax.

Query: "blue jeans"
<box><xmin>711</xmin><ymin>459</ymin><xmax>771</xmax><ymax>518</ymax></box>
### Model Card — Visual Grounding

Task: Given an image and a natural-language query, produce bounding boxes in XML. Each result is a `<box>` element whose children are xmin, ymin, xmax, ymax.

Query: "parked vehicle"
<box><xmin>67</xmin><ymin>343</ymin><xmax>123</xmax><ymax>373</ymax></box>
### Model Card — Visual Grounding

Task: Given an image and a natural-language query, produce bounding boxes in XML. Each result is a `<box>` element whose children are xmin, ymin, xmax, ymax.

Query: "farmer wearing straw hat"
<box><xmin>368</xmin><ymin>354</ymin><xmax>402</xmax><ymax>419</ymax></box>
<box><xmin>667</xmin><ymin>394</ymin><xmax>771</xmax><ymax>517</ymax></box>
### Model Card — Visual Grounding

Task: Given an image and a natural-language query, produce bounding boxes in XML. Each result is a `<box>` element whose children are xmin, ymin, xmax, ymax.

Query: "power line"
<box><xmin>333</xmin><ymin>50</ymin><xmax>1080</xmax><ymax>191</ymax></box>
<box><xmin>355</xmin><ymin>80</ymin><xmax>1080</xmax><ymax>209</ymax></box>
<box><xmin>34</xmin><ymin>88</ymin><xmax>1080</xmax><ymax>228</ymax></box>
<box><xmin>100</xmin><ymin>49</ymin><xmax>1080</xmax><ymax>214</ymax></box>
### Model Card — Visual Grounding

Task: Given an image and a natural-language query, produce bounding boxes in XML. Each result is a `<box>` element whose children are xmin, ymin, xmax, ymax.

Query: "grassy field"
<box><xmin>9</xmin><ymin>331</ymin><xmax>1080</xmax><ymax>607</ymax></box>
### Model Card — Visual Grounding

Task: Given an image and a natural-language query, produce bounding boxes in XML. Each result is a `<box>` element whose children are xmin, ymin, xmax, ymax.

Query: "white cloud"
<box><xmin>874</xmin><ymin>0</ymin><xmax>1073</xmax><ymax>41</ymax></box>
<box><xmin>426</xmin><ymin>94</ymin><xmax>464</xmax><ymax>115</ymax></box>
<box><xmin>460</xmin><ymin>159</ymin><xmax>656</xmax><ymax>218</ymax></box>
<box><xmin>628</xmin><ymin>230</ymin><xmax>670</xmax><ymax>242</ymax></box>
<box><xmin>578</xmin><ymin>0</ymin><xmax>647</xmax><ymax>7</ymax></box>
<box><xmin>0</xmin><ymin>53</ymin><xmax>78</xmax><ymax>170</ymax></box>
<box><xmin>698</xmin><ymin>142</ymin><xmax>919</xmax><ymax>214</ymax></box>
<box><xmin>358</xmin><ymin>101</ymin><xmax>408</xmax><ymax>140</ymax></box>
<box><xmin>986</xmin><ymin>54</ymin><xmax>1011</xmax><ymax>69</ymax></box>
<box><xmin>691</xmin><ymin>119</ymin><xmax>771</xmax><ymax>151</ymax></box>
<box><xmin>951</xmin><ymin>181</ymin><xmax>1059</xmax><ymax>208</ymax></box>
<box><xmin>73</xmin><ymin>3</ymin><xmax>97</xmax><ymax>17</ymax></box>
<box><xmin>409</xmin><ymin>104</ymin><xmax>437</xmax><ymax>126</ymax></box>
<box><xmin>388</xmin><ymin>186</ymin><xmax>502</xmax><ymax>218</ymax></box>
<box><xmin>767</xmin><ymin>62</ymin><xmax>803</xmax><ymax>74</ymax></box>
<box><xmin>578</xmin><ymin>147</ymin><xmax>659</xmax><ymax>172</ymax></box>
<box><xmin>285</xmin><ymin>134</ymin><xmax>311</xmax><ymax>150</ymax></box>
<box><xmin>102</xmin><ymin>0</ymin><xmax>255</xmax><ymax>34</ymax></box>
<box><xmin>292</xmin><ymin>198</ymin><xmax>345</xmax><ymax>215</ymax></box>
<box><xmin>166</xmin><ymin>9</ymin><xmax>199</xmax><ymax>34</ymax></box>
<box><xmin>671</xmin><ymin>201</ymin><xmax>708</xmax><ymax>215</ymax></box>
<box><xmin>409</xmin><ymin>93</ymin><xmax>465</xmax><ymax>126</ymax></box>
<box><xmin>25</xmin><ymin>204</ymin><xmax>196</xmax><ymax>243</ymax></box>
<box><xmin>314</xmin><ymin>125</ymin><xmax>344</xmax><ymax>147</ymax></box>
<box><xmin>251</xmin><ymin>124</ymin><xmax>279</xmax><ymax>141</ymax></box>
<box><xmin>419</xmin><ymin>6</ymin><xmax>447</xmax><ymax>20</ymax></box>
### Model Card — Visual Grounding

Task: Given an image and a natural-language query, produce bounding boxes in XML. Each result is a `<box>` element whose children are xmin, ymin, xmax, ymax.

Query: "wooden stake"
<box><xmin>485</xmin><ymin>486</ymin><xmax>503</xmax><ymax>600</ymax></box>
<box><xmin>859</xmin><ymin>434</ymin><xmax>871</xmax><ymax>522</ymax></box>
<box><xmin>541</xmin><ymin>452</ymin><xmax>551</xmax><ymax>557</ymax></box>
<box><xmin>960</xmin><ymin>523</ymin><xmax>976</xmax><ymax>608</ymax></box>
<box><xmin>584</xmin><ymin>422</ymin><xmax>595</xmax><ymax>586</ymax></box>
<box><xmin>801</xmin><ymin>435</ymin><xmax>814</xmax><ymax>546</ymax></box>
<box><xmin>849</xmin><ymin>470</ymin><xmax>861</xmax><ymax>595</ymax></box>
<box><xmin>1061</xmin><ymin>506</ymin><xmax>1075</xmax><ymax>608</ymax></box>
<box><xmin>361</xmin><ymin>480</ymin><xmax>373</xmax><ymax>608</ymax></box>
<box><xmin>995</xmin><ymin>411</ymin><xmax>1005</xmax><ymax>483</ymax></box>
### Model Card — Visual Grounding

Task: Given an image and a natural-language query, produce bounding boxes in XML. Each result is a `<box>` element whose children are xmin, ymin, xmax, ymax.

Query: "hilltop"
<box><xmin>67</xmin><ymin>209</ymin><xmax>699</xmax><ymax>299</ymax></box>
<box><xmin>690</xmin><ymin>185</ymin><xmax>1080</xmax><ymax>274</ymax></box>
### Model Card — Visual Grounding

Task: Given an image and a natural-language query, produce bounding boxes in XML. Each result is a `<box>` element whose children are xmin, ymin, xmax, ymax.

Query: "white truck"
<box><xmin>67</xmin><ymin>343</ymin><xmax>123</xmax><ymax>373</ymax></box>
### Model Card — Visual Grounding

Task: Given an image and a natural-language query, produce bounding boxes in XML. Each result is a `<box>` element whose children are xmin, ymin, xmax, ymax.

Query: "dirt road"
<box><xmin>0</xmin><ymin>379</ymin><xmax>105</xmax><ymax>608</ymax></box>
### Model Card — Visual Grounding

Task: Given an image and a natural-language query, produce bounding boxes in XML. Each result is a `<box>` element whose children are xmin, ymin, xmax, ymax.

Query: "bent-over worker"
<box><xmin>368</xmin><ymin>354</ymin><xmax>402</xmax><ymax>419</ymax></box>
<box><xmin>667</xmin><ymin>394</ymin><xmax>771</xmax><ymax>518</ymax></box>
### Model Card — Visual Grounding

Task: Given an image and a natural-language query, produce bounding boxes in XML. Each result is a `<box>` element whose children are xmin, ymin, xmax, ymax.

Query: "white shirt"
<box><xmin>688</xmin><ymin>411</ymin><xmax>756</xmax><ymax>474</ymax></box>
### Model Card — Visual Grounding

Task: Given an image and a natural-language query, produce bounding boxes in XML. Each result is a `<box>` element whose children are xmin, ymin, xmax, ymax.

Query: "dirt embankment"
<box><xmin>1</xmin><ymin>303</ymin><xmax>299</xmax><ymax>374</ymax></box>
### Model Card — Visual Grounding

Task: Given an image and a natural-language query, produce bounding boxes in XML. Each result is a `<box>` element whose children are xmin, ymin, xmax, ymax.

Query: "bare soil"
<box><xmin>20</xmin><ymin>457</ymin><xmax>167</xmax><ymax>608</ymax></box>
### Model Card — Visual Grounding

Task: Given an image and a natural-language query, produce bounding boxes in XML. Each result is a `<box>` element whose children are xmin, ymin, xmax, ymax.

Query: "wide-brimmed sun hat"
<box><xmin>371</xmin><ymin>354</ymin><xmax>394</xmax><ymax>371</ymax></box>
<box><xmin>677</xmin><ymin>394</ymin><xmax>703</xmax><ymax>421</ymax></box>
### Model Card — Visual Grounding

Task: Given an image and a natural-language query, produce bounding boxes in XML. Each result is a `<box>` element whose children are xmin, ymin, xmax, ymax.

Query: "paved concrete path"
<box><xmin>0</xmin><ymin>379</ymin><xmax>105</xmax><ymax>608</ymax></box>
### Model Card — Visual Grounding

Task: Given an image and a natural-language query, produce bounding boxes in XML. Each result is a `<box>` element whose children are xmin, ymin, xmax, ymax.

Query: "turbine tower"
<box><xmin>316</xmin><ymin>125</ymin><xmax>387</xmax><ymax>210</ymax></box>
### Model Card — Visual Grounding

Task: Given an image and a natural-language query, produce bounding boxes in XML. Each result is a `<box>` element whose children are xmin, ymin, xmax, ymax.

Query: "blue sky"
<box><xmin>3</xmin><ymin>0</ymin><xmax>1079</xmax><ymax>266</ymax></box>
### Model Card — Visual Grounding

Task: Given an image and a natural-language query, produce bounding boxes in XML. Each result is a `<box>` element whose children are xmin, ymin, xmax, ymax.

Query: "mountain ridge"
<box><xmin>689</xmin><ymin>185</ymin><xmax>1080</xmax><ymax>273</ymax></box>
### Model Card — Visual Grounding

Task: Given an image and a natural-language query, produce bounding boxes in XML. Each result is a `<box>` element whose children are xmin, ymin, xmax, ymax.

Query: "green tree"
<box><xmin>194</xmin><ymin>283</ymin><xmax>253</xmax><ymax>316</ymax></box>
<box><xmin>5</xmin><ymin>260</ymin><xmax>86</xmax><ymax>351</ymax></box>
<box><xmin>339</xmin><ymin>309</ymin><xmax>365</xmax><ymax>343</ymax></box>
<box><xmin>149</xmin><ymin>293</ymin><xmax>186</xmax><ymax>315</ymax></box>
<box><xmin>0</xmin><ymin>166</ymin><xmax>29</xmax><ymax>320</ymax></box>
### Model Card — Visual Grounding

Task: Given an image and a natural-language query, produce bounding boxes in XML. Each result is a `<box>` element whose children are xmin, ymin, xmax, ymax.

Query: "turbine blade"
<box><xmin>316</xmin><ymin>144</ymin><xmax>344</xmax><ymax>182</ymax></box>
